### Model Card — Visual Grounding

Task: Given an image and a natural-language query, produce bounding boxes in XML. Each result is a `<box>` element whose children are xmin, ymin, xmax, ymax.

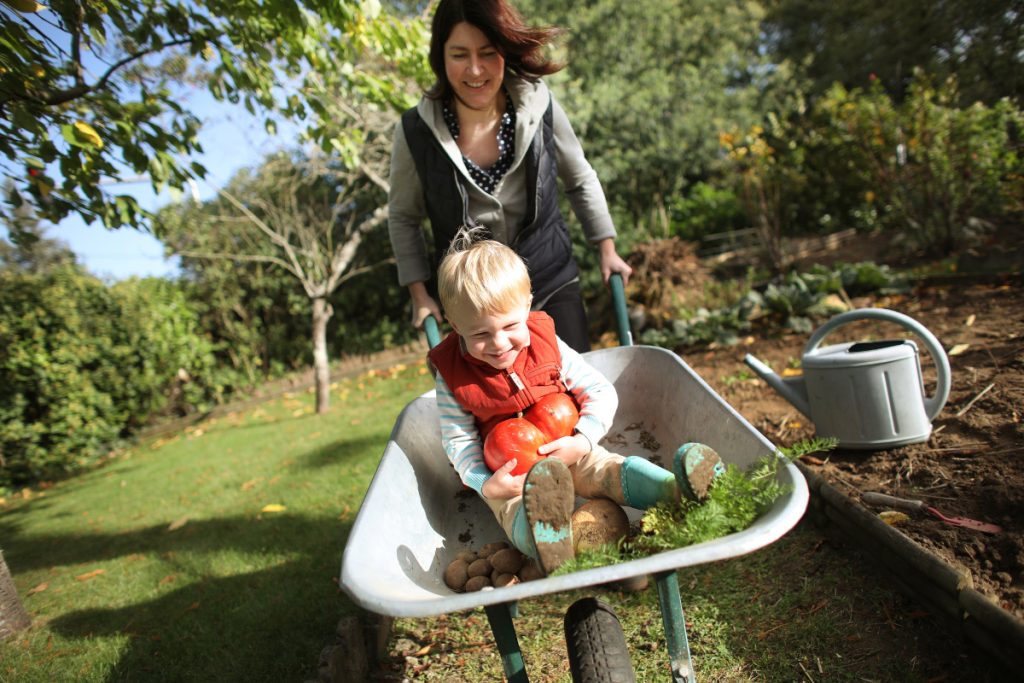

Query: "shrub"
<box><xmin>0</xmin><ymin>267</ymin><xmax>222</xmax><ymax>488</ymax></box>
<box><xmin>718</xmin><ymin>71</ymin><xmax>1024</xmax><ymax>261</ymax></box>
<box><xmin>812</xmin><ymin>72</ymin><xmax>1024</xmax><ymax>254</ymax></box>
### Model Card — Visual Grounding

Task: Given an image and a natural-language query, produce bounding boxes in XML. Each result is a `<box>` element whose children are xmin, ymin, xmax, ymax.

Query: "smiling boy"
<box><xmin>429</xmin><ymin>230</ymin><xmax>723</xmax><ymax>575</ymax></box>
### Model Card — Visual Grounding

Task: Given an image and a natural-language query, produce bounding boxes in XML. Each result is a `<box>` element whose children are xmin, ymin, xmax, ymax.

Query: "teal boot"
<box><xmin>620</xmin><ymin>456</ymin><xmax>678</xmax><ymax>509</ymax></box>
<box><xmin>674</xmin><ymin>443</ymin><xmax>726</xmax><ymax>502</ymax></box>
<box><xmin>521</xmin><ymin>458</ymin><xmax>575</xmax><ymax>576</ymax></box>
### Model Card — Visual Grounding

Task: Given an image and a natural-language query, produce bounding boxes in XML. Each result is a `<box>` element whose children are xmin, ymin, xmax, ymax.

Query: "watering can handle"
<box><xmin>803</xmin><ymin>308</ymin><xmax>952</xmax><ymax>420</ymax></box>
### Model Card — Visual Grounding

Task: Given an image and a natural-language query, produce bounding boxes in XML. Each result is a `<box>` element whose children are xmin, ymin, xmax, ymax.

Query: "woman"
<box><xmin>387</xmin><ymin>0</ymin><xmax>632</xmax><ymax>352</ymax></box>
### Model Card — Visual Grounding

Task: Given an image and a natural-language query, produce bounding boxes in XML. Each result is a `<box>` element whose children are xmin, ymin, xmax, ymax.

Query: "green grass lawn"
<box><xmin>0</xmin><ymin>361</ymin><xmax>435</xmax><ymax>682</ymax></box>
<box><xmin>0</xmin><ymin>358</ymin><xmax>1005</xmax><ymax>682</ymax></box>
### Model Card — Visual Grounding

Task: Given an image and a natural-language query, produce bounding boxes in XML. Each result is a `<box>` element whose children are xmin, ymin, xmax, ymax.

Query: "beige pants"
<box><xmin>482</xmin><ymin>445</ymin><xmax>625</xmax><ymax>540</ymax></box>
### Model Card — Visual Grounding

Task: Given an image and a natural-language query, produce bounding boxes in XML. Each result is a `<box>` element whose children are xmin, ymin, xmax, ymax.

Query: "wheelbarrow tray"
<box><xmin>341</xmin><ymin>345</ymin><xmax>808</xmax><ymax>618</ymax></box>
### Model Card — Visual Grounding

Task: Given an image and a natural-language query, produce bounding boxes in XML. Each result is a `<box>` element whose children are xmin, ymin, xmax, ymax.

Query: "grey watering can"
<box><xmin>744</xmin><ymin>308</ymin><xmax>952</xmax><ymax>449</ymax></box>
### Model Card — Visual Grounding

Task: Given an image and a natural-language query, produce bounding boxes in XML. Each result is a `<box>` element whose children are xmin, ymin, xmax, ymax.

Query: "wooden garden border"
<box><xmin>797</xmin><ymin>462</ymin><xmax>1024</xmax><ymax>672</ymax></box>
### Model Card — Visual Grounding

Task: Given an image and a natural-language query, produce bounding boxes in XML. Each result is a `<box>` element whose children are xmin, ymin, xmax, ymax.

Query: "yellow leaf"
<box><xmin>781</xmin><ymin>367</ymin><xmax>802</xmax><ymax>377</ymax></box>
<box><xmin>72</xmin><ymin>121</ymin><xmax>103</xmax><ymax>149</ymax></box>
<box><xmin>878</xmin><ymin>511</ymin><xmax>910</xmax><ymax>526</ymax></box>
<box><xmin>27</xmin><ymin>582</ymin><xmax>48</xmax><ymax>596</ymax></box>
<box><xmin>2</xmin><ymin>0</ymin><xmax>47</xmax><ymax>14</ymax></box>
<box><xmin>167</xmin><ymin>516</ymin><xmax>189</xmax><ymax>532</ymax></box>
<box><xmin>75</xmin><ymin>569</ymin><xmax>106</xmax><ymax>582</ymax></box>
<box><xmin>948</xmin><ymin>343</ymin><xmax>970</xmax><ymax>356</ymax></box>
<box><xmin>261</xmin><ymin>503</ymin><xmax>286</xmax><ymax>513</ymax></box>
<box><xmin>414</xmin><ymin>644</ymin><xmax>432</xmax><ymax>656</ymax></box>
<box><xmin>965</xmin><ymin>314</ymin><xmax>976</xmax><ymax>327</ymax></box>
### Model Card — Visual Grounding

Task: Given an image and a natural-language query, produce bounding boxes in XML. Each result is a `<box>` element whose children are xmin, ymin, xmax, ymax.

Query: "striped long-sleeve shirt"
<box><xmin>435</xmin><ymin>338</ymin><xmax>618</xmax><ymax>495</ymax></box>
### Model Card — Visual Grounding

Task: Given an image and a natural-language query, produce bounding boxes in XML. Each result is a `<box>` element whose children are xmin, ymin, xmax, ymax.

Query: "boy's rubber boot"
<box><xmin>523</xmin><ymin>457</ymin><xmax>575</xmax><ymax>576</ymax></box>
<box><xmin>674</xmin><ymin>443</ymin><xmax>726</xmax><ymax>502</ymax></box>
<box><xmin>620</xmin><ymin>456</ymin><xmax>678</xmax><ymax>509</ymax></box>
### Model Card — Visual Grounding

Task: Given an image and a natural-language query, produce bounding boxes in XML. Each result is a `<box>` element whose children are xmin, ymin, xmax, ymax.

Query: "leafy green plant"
<box><xmin>554</xmin><ymin>438</ymin><xmax>839</xmax><ymax>575</ymax></box>
<box><xmin>641</xmin><ymin>261</ymin><xmax>907</xmax><ymax>349</ymax></box>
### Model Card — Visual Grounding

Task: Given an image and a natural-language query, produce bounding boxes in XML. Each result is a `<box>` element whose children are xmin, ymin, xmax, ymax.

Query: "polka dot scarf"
<box><xmin>442</xmin><ymin>92</ymin><xmax>516</xmax><ymax>195</ymax></box>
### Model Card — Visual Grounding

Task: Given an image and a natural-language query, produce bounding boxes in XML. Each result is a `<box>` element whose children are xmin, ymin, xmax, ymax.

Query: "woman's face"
<box><xmin>443</xmin><ymin>21</ymin><xmax>505</xmax><ymax>112</ymax></box>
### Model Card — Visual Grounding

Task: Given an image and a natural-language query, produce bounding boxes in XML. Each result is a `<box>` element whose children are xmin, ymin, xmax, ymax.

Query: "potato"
<box><xmin>519</xmin><ymin>561</ymin><xmax>543</xmax><ymax>582</ymax></box>
<box><xmin>489</xmin><ymin>548</ymin><xmax>525</xmax><ymax>575</ymax></box>
<box><xmin>444</xmin><ymin>559</ymin><xmax>469</xmax><ymax>592</ymax></box>
<box><xmin>494</xmin><ymin>573</ymin><xmax>519</xmax><ymax>588</ymax></box>
<box><xmin>571</xmin><ymin>499</ymin><xmax>630</xmax><ymax>553</ymax></box>
<box><xmin>479</xmin><ymin>541</ymin><xmax>508</xmax><ymax>558</ymax></box>
<box><xmin>455</xmin><ymin>550</ymin><xmax>477</xmax><ymax>564</ymax></box>
<box><xmin>467</xmin><ymin>558</ymin><xmax>492</xmax><ymax>578</ymax></box>
<box><xmin>464</xmin><ymin>575</ymin><xmax>491</xmax><ymax>592</ymax></box>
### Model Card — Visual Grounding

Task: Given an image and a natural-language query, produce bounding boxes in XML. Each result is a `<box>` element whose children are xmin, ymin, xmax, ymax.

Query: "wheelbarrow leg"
<box><xmin>484</xmin><ymin>601</ymin><xmax>528</xmax><ymax>682</ymax></box>
<box><xmin>654</xmin><ymin>570</ymin><xmax>694</xmax><ymax>683</ymax></box>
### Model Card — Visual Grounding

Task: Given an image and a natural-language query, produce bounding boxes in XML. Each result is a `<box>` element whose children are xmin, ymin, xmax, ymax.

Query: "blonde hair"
<box><xmin>438</xmin><ymin>227</ymin><xmax>532</xmax><ymax>325</ymax></box>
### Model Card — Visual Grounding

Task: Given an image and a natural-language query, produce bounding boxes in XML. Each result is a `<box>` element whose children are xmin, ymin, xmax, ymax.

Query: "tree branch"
<box><xmin>175</xmin><ymin>249</ymin><xmax>299</xmax><ymax>278</ymax></box>
<box><xmin>5</xmin><ymin>37</ymin><xmax>194</xmax><ymax>107</ymax></box>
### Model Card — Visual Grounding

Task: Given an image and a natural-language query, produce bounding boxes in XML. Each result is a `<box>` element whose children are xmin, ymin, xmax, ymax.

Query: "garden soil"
<box><xmin>649</xmin><ymin>239</ymin><xmax>1024</xmax><ymax>622</ymax></box>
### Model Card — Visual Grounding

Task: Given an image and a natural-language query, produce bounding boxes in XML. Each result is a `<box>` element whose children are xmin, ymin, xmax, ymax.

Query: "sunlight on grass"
<box><xmin>0</xmin><ymin>361</ymin><xmax>434</xmax><ymax>683</ymax></box>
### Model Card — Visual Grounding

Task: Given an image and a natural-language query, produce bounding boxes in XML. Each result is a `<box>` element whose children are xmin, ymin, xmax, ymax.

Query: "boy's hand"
<box><xmin>481</xmin><ymin>459</ymin><xmax>526</xmax><ymax>500</ymax></box>
<box><xmin>538</xmin><ymin>434</ymin><xmax>591</xmax><ymax>468</ymax></box>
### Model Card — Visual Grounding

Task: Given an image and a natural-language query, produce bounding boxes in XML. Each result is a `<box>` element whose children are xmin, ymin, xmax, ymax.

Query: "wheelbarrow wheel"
<box><xmin>564</xmin><ymin>597</ymin><xmax>636</xmax><ymax>683</ymax></box>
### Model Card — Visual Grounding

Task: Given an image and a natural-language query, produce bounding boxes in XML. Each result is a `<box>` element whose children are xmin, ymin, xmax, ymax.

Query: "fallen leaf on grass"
<box><xmin>261</xmin><ymin>503</ymin><xmax>286</xmax><ymax>513</ymax></box>
<box><xmin>27</xmin><ymin>582</ymin><xmax>48</xmax><ymax>596</ymax></box>
<box><xmin>240</xmin><ymin>479</ymin><xmax>259</xmax><ymax>491</ymax></box>
<box><xmin>75</xmin><ymin>569</ymin><xmax>105</xmax><ymax>582</ymax></box>
<box><xmin>415</xmin><ymin>644</ymin><xmax>432</xmax><ymax>656</ymax></box>
<box><xmin>948</xmin><ymin>343</ymin><xmax>970</xmax><ymax>356</ymax></box>
<box><xmin>159</xmin><ymin>575</ymin><xmax>177</xmax><ymax>585</ymax></box>
<box><xmin>167</xmin><ymin>516</ymin><xmax>189</xmax><ymax>532</ymax></box>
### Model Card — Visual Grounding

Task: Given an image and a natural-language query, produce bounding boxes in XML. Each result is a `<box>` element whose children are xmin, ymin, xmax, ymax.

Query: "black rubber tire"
<box><xmin>564</xmin><ymin>597</ymin><xmax>637</xmax><ymax>683</ymax></box>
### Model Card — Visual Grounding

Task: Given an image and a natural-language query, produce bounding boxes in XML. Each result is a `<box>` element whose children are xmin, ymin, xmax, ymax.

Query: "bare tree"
<box><xmin>165</xmin><ymin>104</ymin><xmax>393</xmax><ymax>413</ymax></box>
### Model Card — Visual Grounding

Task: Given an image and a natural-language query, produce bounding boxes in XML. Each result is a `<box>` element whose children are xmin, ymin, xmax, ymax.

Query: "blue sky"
<box><xmin>47</xmin><ymin>87</ymin><xmax>299</xmax><ymax>280</ymax></box>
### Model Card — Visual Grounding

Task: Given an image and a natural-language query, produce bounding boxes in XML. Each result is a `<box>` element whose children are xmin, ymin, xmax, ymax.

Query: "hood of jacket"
<box><xmin>415</xmin><ymin>76</ymin><xmax>550</xmax><ymax>181</ymax></box>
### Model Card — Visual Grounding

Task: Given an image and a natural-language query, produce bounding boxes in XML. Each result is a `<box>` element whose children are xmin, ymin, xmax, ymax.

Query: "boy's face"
<box><xmin>450</xmin><ymin>301</ymin><xmax>531</xmax><ymax>371</ymax></box>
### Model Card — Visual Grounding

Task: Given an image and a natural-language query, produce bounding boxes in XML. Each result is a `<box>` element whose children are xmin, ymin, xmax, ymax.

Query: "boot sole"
<box><xmin>523</xmin><ymin>458</ymin><xmax>575</xmax><ymax>575</ymax></box>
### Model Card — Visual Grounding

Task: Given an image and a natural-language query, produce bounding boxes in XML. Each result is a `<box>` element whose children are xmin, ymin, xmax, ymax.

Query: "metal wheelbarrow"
<box><xmin>340</xmin><ymin>275</ymin><xmax>809</xmax><ymax>681</ymax></box>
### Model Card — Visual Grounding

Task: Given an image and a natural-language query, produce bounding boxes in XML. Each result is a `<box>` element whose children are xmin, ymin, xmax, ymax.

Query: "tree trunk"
<box><xmin>0</xmin><ymin>551</ymin><xmax>30</xmax><ymax>640</ymax></box>
<box><xmin>311</xmin><ymin>297</ymin><xmax>333</xmax><ymax>414</ymax></box>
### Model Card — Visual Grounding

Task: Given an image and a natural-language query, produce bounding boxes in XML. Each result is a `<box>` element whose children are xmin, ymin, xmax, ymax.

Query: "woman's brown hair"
<box><xmin>426</xmin><ymin>0</ymin><xmax>564</xmax><ymax>100</ymax></box>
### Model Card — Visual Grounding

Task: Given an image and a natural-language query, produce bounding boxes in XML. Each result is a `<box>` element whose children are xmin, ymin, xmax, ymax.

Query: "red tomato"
<box><xmin>524</xmin><ymin>392</ymin><xmax>580</xmax><ymax>442</ymax></box>
<box><xmin>483</xmin><ymin>418</ymin><xmax>547</xmax><ymax>475</ymax></box>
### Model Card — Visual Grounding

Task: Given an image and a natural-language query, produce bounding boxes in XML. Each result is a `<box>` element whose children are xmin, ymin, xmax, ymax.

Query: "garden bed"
<box><xmin>683</xmin><ymin>268</ymin><xmax>1024</xmax><ymax>667</ymax></box>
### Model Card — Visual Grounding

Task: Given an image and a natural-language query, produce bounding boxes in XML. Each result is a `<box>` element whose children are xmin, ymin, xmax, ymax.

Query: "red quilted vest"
<box><xmin>429</xmin><ymin>311</ymin><xmax>568</xmax><ymax>438</ymax></box>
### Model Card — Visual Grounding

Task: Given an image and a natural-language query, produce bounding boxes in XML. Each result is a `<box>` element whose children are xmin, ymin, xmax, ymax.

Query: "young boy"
<box><xmin>429</xmin><ymin>232</ymin><xmax>723</xmax><ymax>575</ymax></box>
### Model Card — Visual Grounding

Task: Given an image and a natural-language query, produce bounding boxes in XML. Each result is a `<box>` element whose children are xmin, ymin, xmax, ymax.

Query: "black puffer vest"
<box><xmin>400</xmin><ymin>97</ymin><xmax>579</xmax><ymax>304</ymax></box>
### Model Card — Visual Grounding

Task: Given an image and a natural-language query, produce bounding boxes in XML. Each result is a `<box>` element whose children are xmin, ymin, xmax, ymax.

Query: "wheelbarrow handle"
<box><xmin>424</xmin><ymin>314</ymin><xmax>442</xmax><ymax>350</ymax></box>
<box><xmin>609</xmin><ymin>272</ymin><xmax>632</xmax><ymax>347</ymax></box>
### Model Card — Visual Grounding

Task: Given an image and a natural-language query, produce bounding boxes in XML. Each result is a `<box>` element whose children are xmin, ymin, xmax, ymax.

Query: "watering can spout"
<box><xmin>743</xmin><ymin>354</ymin><xmax>812</xmax><ymax>418</ymax></box>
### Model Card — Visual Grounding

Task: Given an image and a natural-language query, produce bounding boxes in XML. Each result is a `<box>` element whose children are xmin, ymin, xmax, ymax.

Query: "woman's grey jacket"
<box><xmin>387</xmin><ymin>76</ymin><xmax>616</xmax><ymax>304</ymax></box>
